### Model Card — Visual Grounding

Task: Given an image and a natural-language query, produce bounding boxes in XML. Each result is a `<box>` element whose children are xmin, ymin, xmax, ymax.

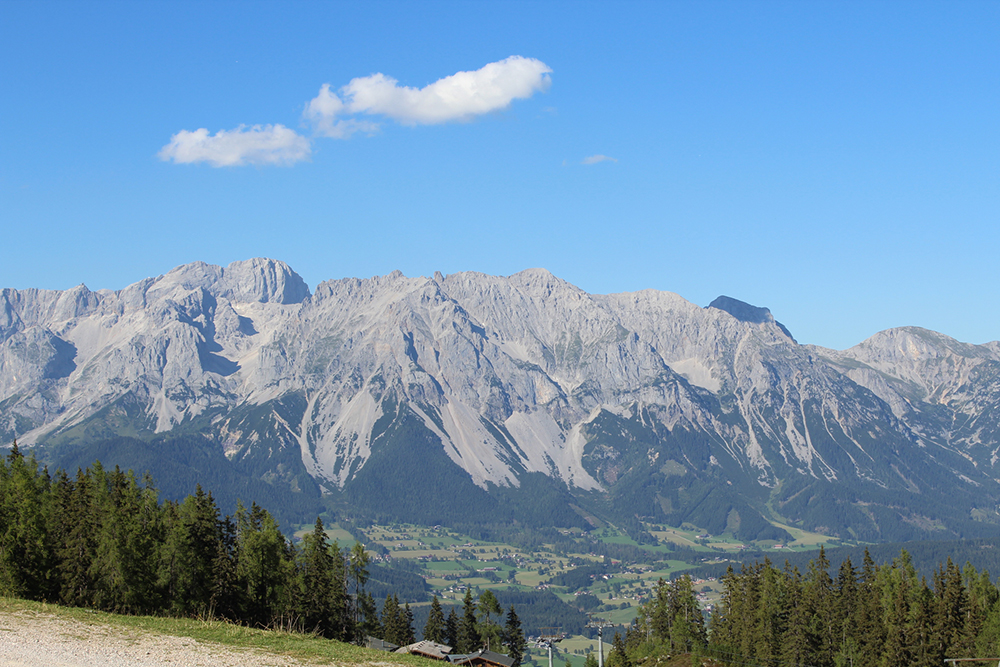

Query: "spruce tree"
<box><xmin>54</xmin><ymin>467</ymin><xmax>98</xmax><ymax>607</ymax></box>
<box><xmin>349</xmin><ymin>541</ymin><xmax>370</xmax><ymax>641</ymax></box>
<box><xmin>0</xmin><ymin>443</ymin><xmax>54</xmax><ymax>600</ymax></box>
<box><xmin>382</xmin><ymin>593</ymin><xmax>403</xmax><ymax>644</ymax></box>
<box><xmin>234</xmin><ymin>502</ymin><xmax>289</xmax><ymax>627</ymax></box>
<box><xmin>668</xmin><ymin>575</ymin><xmax>706</xmax><ymax>653</ymax></box>
<box><xmin>446</xmin><ymin>606</ymin><xmax>460</xmax><ymax>648</ymax></box>
<box><xmin>606</xmin><ymin>631</ymin><xmax>631</xmax><ymax>667</ymax></box>
<box><xmin>403</xmin><ymin>602</ymin><xmax>416</xmax><ymax>645</ymax></box>
<box><xmin>459</xmin><ymin>588</ymin><xmax>480</xmax><ymax>652</ymax></box>
<box><xmin>503</xmin><ymin>605</ymin><xmax>525</xmax><ymax>667</ymax></box>
<box><xmin>424</xmin><ymin>595</ymin><xmax>446</xmax><ymax>643</ymax></box>
<box><xmin>298</xmin><ymin>517</ymin><xmax>336</xmax><ymax>636</ymax></box>
<box><xmin>359</xmin><ymin>589</ymin><xmax>380</xmax><ymax>641</ymax></box>
<box><xmin>479</xmin><ymin>589</ymin><xmax>502</xmax><ymax>650</ymax></box>
<box><xmin>210</xmin><ymin>514</ymin><xmax>240</xmax><ymax>621</ymax></box>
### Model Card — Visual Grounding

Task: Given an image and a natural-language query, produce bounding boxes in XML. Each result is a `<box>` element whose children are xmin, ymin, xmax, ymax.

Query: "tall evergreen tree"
<box><xmin>503</xmin><ymin>605</ymin><xmax>525</xmax><ymax>667</ymax></box>
<box><xmin>606</xmin><ymin>631</ymin><xmax>631</xmax><ymax>667</ymax></box>
<box><xmin>479</xmin><ymin>589</ymin><xmax>502</xmax><ymax>650</ymax></box>
<box><xmin>210</xmin><ymin>514</ymin><xmax>240</xmax><ymax>621</ymax></box>
<box><xmin>90</xmin><ymin>467</ymin><xmax>161</xmax><ymax>614</ymax></box>
<box><xmin>298</xmin><ymin>517</ymin><xmax>336</xmax><ymax>636</ymax></box>
<box><xmin>805</xmin><ymin>545</ymin><xmax>835</xmax><ymax>667</ymax></box>
<box><xmin>446</xmin><ymin>606</ymin><xmax>460</xmax><ymax>648</ymax></box>
<box><xmin>403</xmin><ymin>602</ymin><xmax>416</xmax><ymax>645</ymax></box>
<box><xmin>234</xmin><ymin>501</ymin><xmax>289</xmax><ymax>628</ymax></box>
<box><xmin>382</xmin><ymin>593</ymin><xmax>404</xmax><ymax>645</ymax></box>
<box><xmin>53</xmin><ymin>467</ymin><xmax>98</xmax><ymax>607</ymax></box>
<box><xmin>458</xmin><ymin>588</ymin><xmax>480</xmax><ymax>653</ymax></box>
<box><xmin>935</xmin><ymin>558</ymin><xmax>972</xmax><ymax>659</ymax></box>
<box><xmin>0</xmin><ymin>443</ymin><xmax>54</xmax><ymax>600</ymax></box>
<box><xmin>424</xmin><ymin>595</ymin><xmax>446</xmax><ymax>643</ymax></box>
<box><xmin>668</xmin><ymin>575</ymin><xmax>706</xmax><ymax>653</ymax></box>
<box><xmin>349</xmin><ymin>540</ymin><xmax>370</xmax><ymax>641</ymax></box>
<box><xmin>358</xmin><ymin>589</ymin><xmax>380</xmax><ymax>641</ymax></box>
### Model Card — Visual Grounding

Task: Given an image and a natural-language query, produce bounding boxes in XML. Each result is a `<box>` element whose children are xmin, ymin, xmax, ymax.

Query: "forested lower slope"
<box><xmin>609</xmin><ymin>549</ymin><xmax>1000</xmax><ymax>667</ymax></box>
<box><xmin>0</xmin><ymin>444</ymin><xmax>523</xmax><ymax>660</ymax></box>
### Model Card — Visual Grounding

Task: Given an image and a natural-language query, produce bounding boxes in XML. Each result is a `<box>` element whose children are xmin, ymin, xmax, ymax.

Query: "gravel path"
<box><xmin>0</xmin><ymin>609</ymin><xmax>305</xmax><ymax>667</ymax></box>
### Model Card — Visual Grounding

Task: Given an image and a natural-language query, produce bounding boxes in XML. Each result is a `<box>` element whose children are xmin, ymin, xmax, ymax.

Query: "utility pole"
<box><xmin>586</xmin><ymin>616</ymin><xmax>614</xmax><ymax>667</ymax></box>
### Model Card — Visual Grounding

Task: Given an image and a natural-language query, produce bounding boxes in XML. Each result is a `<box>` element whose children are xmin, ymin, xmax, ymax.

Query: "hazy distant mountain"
<box><xmin>3</xmin><ymin>258</ymin><xmax>999</xmax><ymax>541</ymax></box>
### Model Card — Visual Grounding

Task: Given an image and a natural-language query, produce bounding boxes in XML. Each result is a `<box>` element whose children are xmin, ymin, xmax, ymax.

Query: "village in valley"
<box><xmin>304</xmin><ymin>520</ymin><xmax>838</xmax><ymax>667</ymax></box>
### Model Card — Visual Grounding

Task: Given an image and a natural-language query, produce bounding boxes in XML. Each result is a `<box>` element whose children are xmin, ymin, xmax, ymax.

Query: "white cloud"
<box><xmin>582</xmin><ymin>154</ymin><xmax>618</xmax><ymax>165</ymax></box>
<box><xmin>161</xmin><ymin>56</ymin><xmax>550</xmax><ymax>167</ymax></box>
<box><xmin>158</xmin><ymin>124</ymin><xmax>311</xmax><ymax>167</ymax></box>
<box><xmin>304</xmin><ymin>83</ymin><xmax>379</xmax><ymax>138</ymax></box>
<box><xmin>305</xmin><ymin>55</ymin><xmax>552</xmax><ymax>131</ymax></box>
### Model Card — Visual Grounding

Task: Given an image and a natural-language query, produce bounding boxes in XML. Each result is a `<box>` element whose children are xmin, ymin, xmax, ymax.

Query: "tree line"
<box><xmin>604</xmin><ymin>547</ymin><xmax>1000</xmax><ymax>667</ymax></box>
<box><xmin>0</xmin><ymin>444</ymin><xmax>523</xmax><ymax>661</ymax></box>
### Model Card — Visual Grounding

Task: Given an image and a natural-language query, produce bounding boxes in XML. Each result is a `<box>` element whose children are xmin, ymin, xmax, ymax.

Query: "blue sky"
<box><xmin>1</xmin><ymin>1</ymin><xmax>997</xmax><ymax>350</ymax></box>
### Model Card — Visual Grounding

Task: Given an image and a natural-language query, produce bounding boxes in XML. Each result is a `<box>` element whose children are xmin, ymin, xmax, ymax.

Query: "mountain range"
<box><xmin>3</xmin><ymin>258</ymin><xmax>999</xmax><ymax>542</ymax></box>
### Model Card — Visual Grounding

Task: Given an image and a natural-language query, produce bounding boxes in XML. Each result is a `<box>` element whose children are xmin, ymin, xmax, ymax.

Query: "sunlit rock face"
<box><xmin>2</xmin><ymin>259</ymin><xmax>999</xmax><ymax>540</ymax></box>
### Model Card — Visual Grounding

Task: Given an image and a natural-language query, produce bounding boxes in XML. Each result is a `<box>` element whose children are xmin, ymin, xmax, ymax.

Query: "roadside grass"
<box><xmin>0</xmin><ymin>597</ymin><xmax>426</xmax><ymax>666</ymax></box>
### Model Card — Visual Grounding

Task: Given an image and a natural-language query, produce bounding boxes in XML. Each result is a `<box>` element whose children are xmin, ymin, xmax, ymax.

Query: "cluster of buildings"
<box><xmin>366</xmin><ymin>639</ymin><xmax>515</xmax><ymax>667</ymax></box>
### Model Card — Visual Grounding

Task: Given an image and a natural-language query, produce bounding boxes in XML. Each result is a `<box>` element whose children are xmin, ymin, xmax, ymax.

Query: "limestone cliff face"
<box><xmin>2</xmin><ymin>259</ymin><xmax>999</xmax><ymax>538</ymax></box>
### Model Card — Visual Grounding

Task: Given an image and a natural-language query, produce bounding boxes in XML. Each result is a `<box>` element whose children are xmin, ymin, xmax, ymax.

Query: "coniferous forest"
<box><xmin>10</xmin><ymin>438</ymin><xmax>1000</xmax><ymax>667</ymax></box>
<box><xmin>0</xmin><ymin>445</ymin><xmax>524</xmax><ymax>661</ymax></box>
<box><xmin>609</xmin><ymin>550</ymin><xmax>1000</xmax><ymax>667</ymax></box>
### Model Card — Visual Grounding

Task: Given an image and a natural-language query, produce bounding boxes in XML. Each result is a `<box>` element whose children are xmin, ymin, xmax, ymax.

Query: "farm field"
<box><xmin>305</xmin><ymin>517</ymin><xmax>833</xmax><ymax>641</ymax></box>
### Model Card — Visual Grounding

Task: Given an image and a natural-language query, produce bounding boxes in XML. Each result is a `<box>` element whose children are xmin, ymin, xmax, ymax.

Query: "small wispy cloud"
<box><xmin>158</xmin><ymin>124</ymin><xmax>310</xmax><ymax>167</ymax></box>
<box><xmin>161</xmin><ymin>56</ymin><xmax>551</xmax><ymax>167</ymax></box>
<box><xmin>303</xmin><ymin>83</ymin><xmax>380</xmax><ymax>138</ymax></box>
<box><xmin>582</xmin><ymin>154</ymin><xmax>618</xmax><ymax>165</ymax></box>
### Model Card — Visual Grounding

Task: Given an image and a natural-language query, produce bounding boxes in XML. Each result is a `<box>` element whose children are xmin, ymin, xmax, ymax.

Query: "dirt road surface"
<box><xmin>0</xmin><ymin>609</ymin><xmax>305</xmax><ymax>667</ymax></box>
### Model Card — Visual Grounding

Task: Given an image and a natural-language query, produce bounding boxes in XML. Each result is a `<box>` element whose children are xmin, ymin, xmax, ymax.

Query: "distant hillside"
<box><xmin>687</xmin><ymin>537</ymin><xmax>1000</xmax><ymax>581</ymax></box>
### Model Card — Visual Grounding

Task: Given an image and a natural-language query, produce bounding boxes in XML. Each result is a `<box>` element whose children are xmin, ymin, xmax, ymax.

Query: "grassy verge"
<box><xmin>0</xmin><ymin>597</ymin><xmax>426</xmax><ymax>665</ymax></box>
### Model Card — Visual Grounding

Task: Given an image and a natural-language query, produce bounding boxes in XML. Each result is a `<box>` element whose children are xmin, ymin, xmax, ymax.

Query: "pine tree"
<box><xmin>459</xmin><ymin>588</ymin><xmax>480</xmax><ymax>652</ymax></box>
<box><xmin>158</xmin><ymin>485</ymin><xmax>222</xmax><ymax>617</ymax></box>
<box><xmin>359</xmin><ymin>589</ymin><xmax>380</xmax><ymax>641</ymax></box>
<box><xmin>503</xmin><ymin>605</ymin><xmax>525</xmax><ymax>667</ymax></box>
<box><xmin>424</xmin><ymin>595</ymin><xmax>446</xmax><ymax>643</ymax></box>
<box><xmin>781</xmin><ymin>566</ymin><xmax>812</xmax><ymax>667</ymax></box>
<box><xmin>298</xmin><ymin>517</ymin><xmax>336</xmax><ymax>636</ymax></box>
<box><xmin>349</xmin><ymin>541</ymin><xmax>370</xmax><ymax>641</ymax></box>
<box><xmin>669</xmin><ymin>574</ymin><xmax>706</xmax><ymax>653</ymax></box>
<box><xmin>805</xmin><ymin>546</ymin><xmax>834</xmax><ymax>667</ymax></box>
<box><xmin>233</xmin><ymin>501</ymin><xmax>289</xmax><ymax>628</ymax></box>
<box><xmin>403</xmin><ymin>602</ymin><xmax>416</xmax><ymax>645</ymax></box>
<box><xmin>328</xmin><ymin>541</ymin><xmax>352</xmax><ymax>641</ymax></box>
<box><xmin>935</xmin><ymin>558</ymin><xmax>971</xmax><ymax>658</ymax></box>
<box><xmin>382</xmin><ymin>593</ymin><xmax>403</xmax><ymax>644</ymax></box>
<box><xmin>210</xmin><ymin>514</ymin><xmax>240</xmax><ymax>621</ymax></box>
<box><xmin>479</xmin><ymin>589</ymin><xmax>502</xmax><ymax>650</ymax></box>
<box><xmin>53</xmin><ymin>467</ymin><xmax>98</xmax><ymax>607</ymax></box>
<box><xmin>650</xmin><ymin>578</ymin><xmax>670</xmax><ymax>642</ymax></box>
<box><xmin>0</xmin><ymin>443</ymin><xmax>54</xmax><ymax>600</ymax></box>
<box><xmin>753</xmin><ymin>561</ymin><xmax>785</xmax><ymax>665</ymax></box>
<box><xmin>834</xmin><ymin>557</ymin><xmax>859</xmax><ymax>667</ymax></box>
<box><xmin>90</xmin><ymin>467</ymin><xmax>161</xmax><ymax>614</ymax></box>
<box><xmin>446</xmin><ymin>606</ymin><xmax>460</xmax><ymax>648</ymax></box>
<box><xmin>853</xmin><ymin>548</ymin><xmax>884</xmax><ymax>667</ymax></box>
<box><xmin>606</xmin><ymin>631</ymin><xmax>631</xmax><ymax>667</ymax></box>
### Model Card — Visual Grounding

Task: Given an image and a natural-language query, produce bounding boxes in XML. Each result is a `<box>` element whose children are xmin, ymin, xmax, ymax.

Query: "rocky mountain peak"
<box><xmin>220</xmin><ymin>258</ymin><xmax>310</xmax><ymax>304</ymax></box>
<box><xmin>3</xmin><ymin>260</ymin><xmax>1000</xmax><ymax>543</ymax></box>
<box><xmin>707</xmin><ymin>295</ymin><xmax>796</xmax><ymax>342</ymax></box>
